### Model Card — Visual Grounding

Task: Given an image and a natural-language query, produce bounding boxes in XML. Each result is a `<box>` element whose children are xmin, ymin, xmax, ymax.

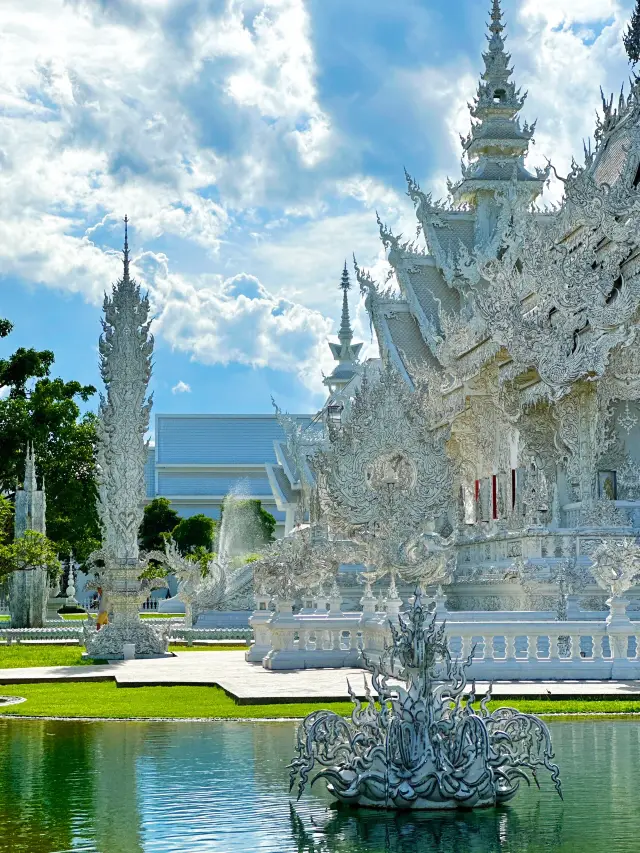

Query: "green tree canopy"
<box><xmin>172</xmin><ymin>514</ymin><xmax>217</xmax><ymax>556</ymax></box>
<box><xmin>139</xmin><ymin>497</ymin><xmax>181</xmax><ymax>552</ymax></box>
<box><xmin>0</xmin><ymin>318</ymin><xmax>100</xmax><ymax>563</ymax></box>
<box><xmin>0</xmin><ymin>495</ymin><xmax>13</xmax><ymax>545</ymax></box>
<box><xmin>0</xmin><ymin>530</ymin><xmax>61</xmax><ymax>580</ymax></box>
<box><xmin>624</xmin><ymin>1</ymin><xmax>640</xmax><ymax>64</ymax></box>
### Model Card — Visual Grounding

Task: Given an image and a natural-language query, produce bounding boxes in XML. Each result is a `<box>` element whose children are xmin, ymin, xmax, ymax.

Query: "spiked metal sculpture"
<box><xmin>290</xmin><ymin>590</ymin><xmax>562</xmax><ymax>810</ymax></box>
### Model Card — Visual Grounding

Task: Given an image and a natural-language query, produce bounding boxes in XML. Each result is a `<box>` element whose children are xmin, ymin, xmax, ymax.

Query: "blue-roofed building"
<box><xmin>144</xmin><ymin>414</ymin><xmax>311</xmax><ymax>536</ymax></box>
<box><xmin>142</xmin><ymin>265</ymin><xmax>363</xmax><ymax>541</ymax></box>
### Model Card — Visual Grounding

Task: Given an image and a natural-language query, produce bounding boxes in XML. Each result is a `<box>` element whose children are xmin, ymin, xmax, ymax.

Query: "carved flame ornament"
<box><xmin>313</xmin><ymin>364</ymin><xmax>451</xmax><ymax>537</ymax></box>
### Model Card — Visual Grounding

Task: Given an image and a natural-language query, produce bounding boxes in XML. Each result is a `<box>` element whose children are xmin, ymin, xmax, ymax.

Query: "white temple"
<box><xmin>265</xmin><ymin>0</ymin><xmax>640</xmax><ymax>620</ymax></box>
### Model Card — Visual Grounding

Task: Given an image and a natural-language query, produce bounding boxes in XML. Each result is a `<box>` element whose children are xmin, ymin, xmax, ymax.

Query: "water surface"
<box><xmin>0</xmin><ymin>718</ymin><xmax>638</xmax><ymax>853</ymax></box>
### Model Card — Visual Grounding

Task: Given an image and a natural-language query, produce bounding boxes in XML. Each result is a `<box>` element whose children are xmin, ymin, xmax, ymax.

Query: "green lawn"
<box><xmin>0</xmin><ymin>646</ymin><xmax>105</xmax><ymax>668</ymax></box>
<box><xmin>0</xmin><ymin>644</ymin><xmax>246</xmax><ymax>668</ymax></box>
<box><xmin>1</xmin><ymin>681</ymin><xmax>640</xmax><ymax>720</ymax></box>
<box><xmin>0</xmin><ymin>682</ymin><xmax>356</xmax><ymax>719</ymax></box>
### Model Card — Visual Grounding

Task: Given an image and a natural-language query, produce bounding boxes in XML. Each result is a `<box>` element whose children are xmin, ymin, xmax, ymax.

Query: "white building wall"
<box><xmin>145</xmin><ymin>414</ymin><xmax>311</xmax><ymax>535</ymax></box>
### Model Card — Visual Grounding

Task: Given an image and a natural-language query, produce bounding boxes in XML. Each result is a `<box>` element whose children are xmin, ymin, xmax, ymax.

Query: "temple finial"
<box><xmin>324</xmin><ymin>262</ymin><xmax>363</xmax><ymax>396</ymax></box>
<box><xmin>448</xmin><ymin>0</ymin><xmax>544</xmax><ymax>210</ymax></box>
<box><xmin>489</xmin><ymin>0</ymin><xmax>504</xmax><ymax>35</ymax></box>
<box><xmin>123</xmin><ymin>215</ymin><xmax>130</xmax><ymax>281</ymax></box>
<box><xmin>339</xmin><ymin>263</ymin><xmax>353</xmax><ymax>343</ymax></box>
<box><xmin>340</xmin><ymin>260</ymin><xmax>351</xmax><ymax>292</ymax></box>
<box><xmin>25</xmin><ymin>442</ymin><xmax>37</xmax><ymax>494</ymax></box>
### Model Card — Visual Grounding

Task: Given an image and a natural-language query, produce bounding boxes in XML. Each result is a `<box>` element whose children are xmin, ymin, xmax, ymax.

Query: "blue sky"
<box><xmin>0</xmin><ymin>0</ymin><xmax>633</xmax><ymax>420</ymax></box>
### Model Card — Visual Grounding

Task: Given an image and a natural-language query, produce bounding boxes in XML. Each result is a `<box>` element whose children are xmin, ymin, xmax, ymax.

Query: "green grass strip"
<box><xmin>1</xmin><ymin>682</ymin><xmax>640</xmax><ymax>720</ymax></box>
<box><xmin>0</xmin><ymin>644</ymin><xmax>246</xmax><ymax>669</ymax></box>
<box><xmin>0</xmin><ymin>682</ymin><xmax>355</xmax><ymax>719</ymax></box>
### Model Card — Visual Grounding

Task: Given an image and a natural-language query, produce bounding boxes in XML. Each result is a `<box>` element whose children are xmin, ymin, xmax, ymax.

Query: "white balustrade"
<box><xmin>245</xmin><ymin>596</ymin><xmax>640</xmax><ymax>679</ymax></box>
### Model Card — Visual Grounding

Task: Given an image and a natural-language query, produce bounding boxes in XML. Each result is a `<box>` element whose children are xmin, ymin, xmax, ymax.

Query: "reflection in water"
<box><xmin>92</xmin><ymin>725</ymin><xmax>144</xmax><ymax>853</ymax></box>
<box><xmin>288</xmin><ymin>800</ymin><xmax>565</xmax><ymax>853</ymax></box>
<box><xmin>0</xmin><ymin>719</ymin><xmax>639</xmax><ymax>853</ymax></box>
<box><xmin>0</xmin><ymin>719</ymin><xmax>97</xmax><ymax>853</ymax></box>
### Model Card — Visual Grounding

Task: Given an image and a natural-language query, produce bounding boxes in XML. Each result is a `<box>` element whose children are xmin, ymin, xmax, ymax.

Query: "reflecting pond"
<box><xmin>0</xmin><ymin>718</ymin><xmax>639</xmax><ymax>852</ymax></box>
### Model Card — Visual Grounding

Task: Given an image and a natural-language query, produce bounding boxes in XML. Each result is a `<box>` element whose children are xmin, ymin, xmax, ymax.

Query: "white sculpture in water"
<box><xmin>290</xmin><ymin>590</ymin><xmax>562</xmax><ymax>810</ymax></box>
<box><xmin>83</xmin><ymin>219</ymin><xmax>169</xmax><ymax>658</ymax></box>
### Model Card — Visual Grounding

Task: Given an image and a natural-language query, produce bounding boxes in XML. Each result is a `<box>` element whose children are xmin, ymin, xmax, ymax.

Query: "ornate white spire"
<box><xmin>96</xmin><ymin>217</ymin><xmax>153</xmax><ymax>562</ymax></box>
<box><xmin>324</xmin><ymin>262</ymin><xmax>363</xmax><ymax>396</ymax></box>
<box><xmin>450</xmin><ymin>0</ymin><xmax>547</xmax><ymax>210</ymax></box>
<box><xmin>15</xmin><ymin>443</ymin><xmax>46</xmax><ymax>538</ymax></box>
<box><xmin>84</xmin><ymin>218</ymin><xmax>170</xmax><ymax>658</ymax></box>
<box><xmin>25</xmin><ymin>442</ymin><xmax>37</xmax><ymax>499</ymax></box>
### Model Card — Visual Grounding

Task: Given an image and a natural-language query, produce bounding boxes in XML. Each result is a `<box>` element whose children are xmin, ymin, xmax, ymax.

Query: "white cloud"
<box><xmin>513</xmin><ymin>0</ymin><xmax>629</xmax><ymax>200</ymax></box>
<box><xmin>171</xmin><ymin>380</ymin><xmax>191</xmax><ymax>394</ymax></box>
<box><xmin>1</xmin><ymin>0</ymin><xmax>635</xmax><ymax>399</ymax></box>
<box><xmin>0</xmin><ymin>0</ymin><xmax>345</xmax><ymax>390</ymax></box>
<box><xmin>150</xmin><ymin>265</ymin><xmax>335</xmax><ymax>391</ymax></box>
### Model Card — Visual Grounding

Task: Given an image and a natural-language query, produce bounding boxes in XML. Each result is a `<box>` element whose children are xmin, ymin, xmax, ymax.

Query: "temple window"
<box><xmin>493</xmin><ymin>89</ymin><xmax>506</xmax><ymax>103</ymax></box>
<box><xmin>633</xmin><ymin>162</ymin><xmax>640</xmax><ymax>187</ymax></box>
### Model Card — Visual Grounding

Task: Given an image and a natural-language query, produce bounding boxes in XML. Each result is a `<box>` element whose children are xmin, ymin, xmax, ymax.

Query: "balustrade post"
<box><xmin>361</xmin><ymin>584</ymin><xmax>377</xmax><ymax>616</ymax></box>
<box><xmin>485</xmin><ymin>634</ymin><xmax>495</xmax><ymax>662</ymax></box>
<box><xmin>460</xmin><ymin>635</ymin><xmax>473</xmax><ymax>662</ymax></box>
<box><xmin>549</xmin><ymin>634</ymin><xmax>560</xmax><ymax>661</ymax></box>
<box><xmin>606</xmin><ymin>596</ymin><xmax>638</xmax><ymax>678</ymax></box>
<box><xmin>570</xmin><ymin>634</ymin><xmax>582</xmax><ymax>661</ymax></box>
<box><xmin>592</xmin><ymin>632</ymin><xmax>604</xmax><ymax>662</ymax></box>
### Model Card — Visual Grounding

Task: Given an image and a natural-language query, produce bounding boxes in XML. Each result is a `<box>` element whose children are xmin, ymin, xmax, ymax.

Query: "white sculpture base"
<box><xmin>46</xmin><ymin>596</ymin><xmax>66</xmax><ymax>622</ymax></box>
<box><xmin>83</xmin><ymin>617</ymin><xmax>172</xmax><ymax>659</ymax></box>
<box><xmin>263</xmin><ymin>648</ymin><xmax>362</xmax><ymax>670</ymax></box>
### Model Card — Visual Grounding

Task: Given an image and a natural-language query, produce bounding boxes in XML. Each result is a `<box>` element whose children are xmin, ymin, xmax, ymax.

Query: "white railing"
<box><xmin>247</xmin><ymin>595</ymin><xmax>640</xmax><ymax>679</ymax></box>
<box><xmin>0</xmin><ymin>623</ymin><xmax>250</xmax><ymax>647</ymax></box>
<box><xmin>80</xmin><ymin>595</ymin><xmax>161</xmax><ymax>613</ymax></box>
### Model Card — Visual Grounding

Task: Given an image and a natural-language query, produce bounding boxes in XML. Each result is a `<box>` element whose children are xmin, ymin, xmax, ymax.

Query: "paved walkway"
<box><xmin>1</xmin><ymin>652</ymin><xmax>640</xmax><ymax>702</ymax></box>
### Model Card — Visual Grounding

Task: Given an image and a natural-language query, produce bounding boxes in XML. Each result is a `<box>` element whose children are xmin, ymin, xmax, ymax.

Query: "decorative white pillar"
<box><xmin>83</xmin><ymin>218</ymin><xmax>169</xmax><ymax>659</ymax></box>
<box><xmin>9</xmin><ymin>445</ymin><xmax>49</xmax><ymax>628</ymax></box>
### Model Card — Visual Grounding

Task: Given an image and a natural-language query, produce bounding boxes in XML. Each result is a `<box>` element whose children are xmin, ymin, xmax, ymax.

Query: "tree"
<box><xmin>0</xmin><ymin>530</ymin><xmax>61</xmax><ymax>580</ymax></box>
<box><xmin>172</xmin><ymin>514</ymin><xmax>217</xmax><ymax>555</ymax></box>
<box><xmin>139</xmin><ymin>497</ymin><xmax>181</xmax><ymax>552</ymax></box>
<box><xmin>624</xmin><ymin>1</ymin><xmax>640</xmax><ymax>65</ymax></box>
<box><xmin>0</xmin><ymin>495</ymin><xmax>13</xmax><ymax>545</ymax></box>
<box><xmin>0</xmin><ymin>317</ymin><xmax>100</xmax><ymax>562</ymax></box>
